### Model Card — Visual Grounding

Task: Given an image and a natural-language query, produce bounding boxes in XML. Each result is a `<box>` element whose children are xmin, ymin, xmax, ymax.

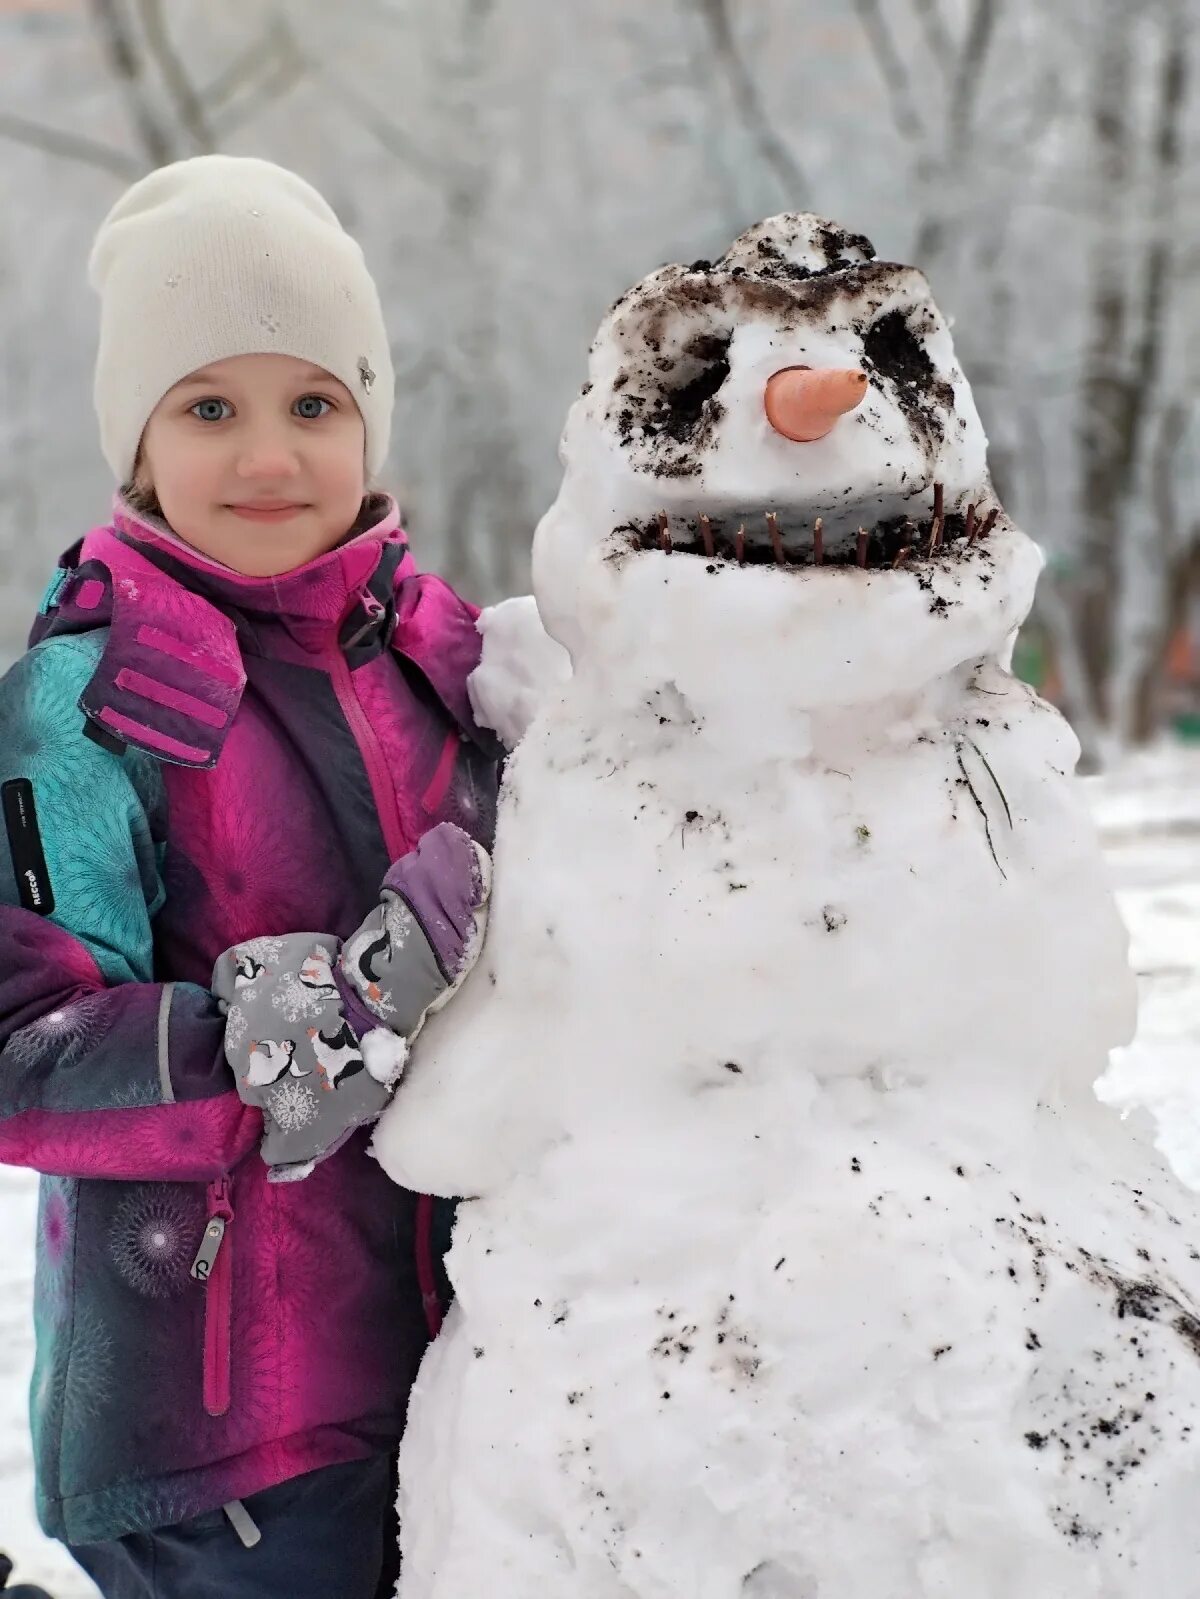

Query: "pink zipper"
<box><xmin>324</xmin><ymin>639</ymin><xmax>407</xmax><ymax>860</ymax></box>
<box><xmin>192</xmin><ymin>1176</ymin><xmax>235</xmax><ymax>1417</ymax></box>
<box><xmin>326</xmin><ymin>621</ymin><xmax>443</xmax><ymax>1338</ymax></box>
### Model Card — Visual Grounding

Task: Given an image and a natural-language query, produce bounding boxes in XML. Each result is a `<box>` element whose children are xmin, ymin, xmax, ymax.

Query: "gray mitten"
<box><xmin>212</xmin><ymin>935</ymin><xmax>397</xmax><ymax>1183</ymax></box>
<box><xmin>339</xmin><ymin>822</ymin><xmax>492</xmax><ymax>1040</ymax></box>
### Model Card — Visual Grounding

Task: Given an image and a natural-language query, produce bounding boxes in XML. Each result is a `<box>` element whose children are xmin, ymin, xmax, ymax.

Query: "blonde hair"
<box><xmin>121</xmin><ymin>475</ymin><xmax>162</xmax><ymax>520</ymax></box>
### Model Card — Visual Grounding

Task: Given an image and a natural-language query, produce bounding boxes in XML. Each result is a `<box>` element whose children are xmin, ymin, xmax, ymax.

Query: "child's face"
<box><xmin>135</xmin><ymin>353</ymin><xmax>369</xmax><ymax>576</ymax></box>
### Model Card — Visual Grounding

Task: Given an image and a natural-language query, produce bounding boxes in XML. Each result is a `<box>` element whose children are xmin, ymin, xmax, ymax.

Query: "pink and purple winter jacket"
<box><xmin>0</xmin><ymin>493</ymin><xmax>499</xmax><ymax>1544</ymax></box>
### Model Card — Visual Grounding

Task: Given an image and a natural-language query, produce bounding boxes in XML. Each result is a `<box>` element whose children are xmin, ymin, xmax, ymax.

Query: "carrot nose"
<box><xmin>764</xmin><ymin>366</ymin><xmax>869</xmax><ymax>442</ymax></box>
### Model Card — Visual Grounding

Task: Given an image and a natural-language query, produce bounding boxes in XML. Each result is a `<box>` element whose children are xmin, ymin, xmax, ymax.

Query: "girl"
<box><xmin>0</xmin><ymin>155</ymin><xmax>500</xmax><ymax>1597</ymax></box>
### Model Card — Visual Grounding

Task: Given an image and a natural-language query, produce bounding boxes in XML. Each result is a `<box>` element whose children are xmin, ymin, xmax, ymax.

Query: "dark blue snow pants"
<box><xmin>69</xmin><ymin>1454</ymin><xmax>400</xmax><ymax>1599</ymax></box>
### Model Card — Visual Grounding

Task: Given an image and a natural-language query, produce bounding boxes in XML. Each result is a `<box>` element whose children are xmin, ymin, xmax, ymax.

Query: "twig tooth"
<box><xmin>699</xmin><ymin>513</ymin><xmax>714</xmax><ymax>559</ymax></box>
<box><xmin>892</xmin><ymin>546</ymin><xmax>912</xmax><ymax>568</ymax></box>
<box><xmin>856</xmin><ymin>528</ymin><xmax>869</xmax><ymax>568</ymax></box>
<box><xmin>979</xmin><ymin>508</ymin><xmax>999</xmax><ymax>540</ymax></box>
<box><xmin>658</xmin><ymin>511</ymin><xmax>672</xmax><ymax>554</ymax></box>
<box><xmin>964</xmin><ymin>503</ymin><xmax>977</xmax><ymax>545</ymax></box>
<box><xmin>735</xmin><ymin>525</ymin><xmax>746</xmax><ymax>566</ymax></box>
<box><xmin>813</xmin><ymin>516</ymin><xmax>824</xmax><ymax>566</ymax></box>
<box><xmin>766</xmin><ymin>510</ymin><xmax>784</xmax><ymax>565</ymax></box>
<box><xmin>924</xmin><ymin>481</ymin><xmax>946</xmax><ymax>552</ymax></box>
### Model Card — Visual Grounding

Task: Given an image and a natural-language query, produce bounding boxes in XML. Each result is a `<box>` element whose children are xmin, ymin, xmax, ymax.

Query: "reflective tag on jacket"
<box><xmin>2</xmin><ymin>779</ymin><xmax>54</xmax><ymax>916</ymax></box>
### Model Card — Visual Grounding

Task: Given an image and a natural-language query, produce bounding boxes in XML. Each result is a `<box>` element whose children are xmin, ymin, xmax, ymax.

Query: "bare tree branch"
<box><xmin>203</xmin><ymin>19</ymin><xmax>302</xmax><ymax>116</ymax></box>
<box><xmin>291</xmin><ymin>50</ymin><xmax>450</xmax><ymax>185</ymax></box>
<box><xmin>947</xmin><ymin>0</ymin><xmax>998</xmax><ymax>150</ymax></box>
<box><xmin>88</xmin><ymin>0</ymin><xmax>177</xmax><ymax>166</ymax></box>
<box><xmin>910</xmin><ymin>0</ymin><xmax>953</xmax><ymax>72</ymax></box>
<box><xmin>1130</xmin><ymin>0</ymin><xmax>1187</xmax><ymax>411</ymax></box>
<box><xmin>1118</xmin><ymin>0</ymin><xmax>1190</xmax><ymax>742</ymax></box>
<box><xmin>1075</xmin><ymin>0</ymin><xmax>1132</xmax><ymax>716</ymax></box>
<box><xmin>912</xmin><ymin>0</ymin><xmax>1000</xmax><ymax>266</ymax></box>
<box><xmin>851</xmin><ymin>0</ymin><xmax>926</xmax><ymax>144</ymax></box>
<box><xmin>990</xmin><ymin>62</ymin><xmax>1066</xmax><ymax>158</ymax></box>
<box><xmin>0</xmin><ymin>11</ymin><xmax>306</xmax><ymax>179</ymax></box>
<box><xmin>205</xmin><ymin>34</ymin><xmax>273</xmax><ymax>111</ymax></box>
<box><xmin>135</xmin><ymin>0</ymin><xmax>215</xmax><ymax>152</ymax></box>
<box><xmin>1139</xmin><ymin>401</ymin><xmax>1192</xmax><ymax>728</ymax></box>
<box><xmin>1031</xmin><ymin>573</ymin><xmax>1105</xmax><ymax>766</ymax></box>
<box><xmin>223</xmin><ymin>53</ymin><xmax>305</xmax><ymax>136</ymax></box>
<box><xmin>0</xmin><ymin>110</ymin><xmax>141</xmax><ymax>178</ymax></box>
<box><xmin>694</xmin><ymin>0</ymin><xmax>809</xmax><ymax>201</ymax></box>
<box><xmin>211</xmin><ymin>20</ymin><xmax>306</xmax><ymax>136</ymax></box>
<box><xmin>1077</xmin><ymin>0</ymin><xmax>1187</xmax><ymax>726</ymax></box>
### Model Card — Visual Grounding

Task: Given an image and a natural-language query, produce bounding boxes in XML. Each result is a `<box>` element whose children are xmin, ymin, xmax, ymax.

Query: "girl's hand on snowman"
<box><xmin>208</xmin><ymin>823</ymin><xmax>490</xmax><ymax>1181</ymax></box>
<box><xmin>338</xmin><ymin>822</ymin><xmax>492</xmax><ymax>1045</ymax></box>
<box><xmin>211</xmin><ymin>933</ymin><xmax>399</xmax><ymax>1184</ymax></box>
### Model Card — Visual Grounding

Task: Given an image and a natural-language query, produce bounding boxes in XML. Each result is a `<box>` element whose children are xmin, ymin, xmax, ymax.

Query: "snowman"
<box><xmin>373</xmin><ymin>215</ymin><xmax>1200</xmax><ymax>1598</ymax></box>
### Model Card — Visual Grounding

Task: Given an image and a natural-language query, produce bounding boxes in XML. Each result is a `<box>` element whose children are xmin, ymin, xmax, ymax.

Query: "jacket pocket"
<box><xmin>191</xmin><ymin>1175</ymin><xmax>234</xmax><ymax>1417</ymax></box>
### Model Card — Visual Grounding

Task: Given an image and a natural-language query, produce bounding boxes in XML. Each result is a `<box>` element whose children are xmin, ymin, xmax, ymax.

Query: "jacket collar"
<box><xmin>31</xmin><ymin>494</ymin><xmax>502</xmax><ymax>769</ymax></box>
<box><xmin>103</xmin><ymin>491</ymin><xmax>413</xmax><ymax>625</ymax></box>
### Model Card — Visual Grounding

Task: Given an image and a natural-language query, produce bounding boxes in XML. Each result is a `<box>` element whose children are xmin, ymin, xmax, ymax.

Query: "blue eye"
<box><xmin>190</xmin><ymin>398</ymin><xmax>232</xmax><ymax>423</ymax></box>
<box><xmin>295</xmin><ymin>395</ymin><xmax>333</xmax><ymax>420</ymax></box>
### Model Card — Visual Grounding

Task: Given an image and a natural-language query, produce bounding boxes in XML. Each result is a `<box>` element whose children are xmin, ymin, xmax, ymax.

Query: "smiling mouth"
<box><xmin>619</xmin><ymin>483</ymin><xmax>1000</xmax><ymax>570</ymax></box>
<box><xmin>226</xmin><ymin>503</ymin><xmax>309</xmax><ymax>520</ymax></box>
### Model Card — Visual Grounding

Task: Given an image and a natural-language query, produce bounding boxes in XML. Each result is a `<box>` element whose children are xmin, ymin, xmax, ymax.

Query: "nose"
<box><xmin>234</xmin><ymin>428</ymin><xmax>302</xmax><ymax>480</ymax></box>
<box><xmin>764</xmin><ymin>366</ymin><xmax>869</xmax><ymax>442</ymax></box>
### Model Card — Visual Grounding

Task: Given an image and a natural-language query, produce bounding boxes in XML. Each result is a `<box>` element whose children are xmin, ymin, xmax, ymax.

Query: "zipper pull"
<box><xmin>191</xmin><ymin>1176</ymin><xmax>235</xmax><ymax>1283</ymax></box>
<box><xmin>190</xmin><ymin>1216</ymin><xmax>226</xmax><ymax>1282</ymax></box>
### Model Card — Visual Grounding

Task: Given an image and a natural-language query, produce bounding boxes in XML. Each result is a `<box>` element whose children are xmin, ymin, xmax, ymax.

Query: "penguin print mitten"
<box><xmin>339</xmin><ymin>822</ymin><xmax>492</xmax><ymax>1044</ymax></box>
<box><xmin>212</xmin><ymin>935</ymin><xmax>397</xmax><ymax>1183</ymax></box>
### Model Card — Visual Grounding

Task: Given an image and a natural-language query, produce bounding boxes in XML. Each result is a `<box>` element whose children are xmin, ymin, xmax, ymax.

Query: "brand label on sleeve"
<box><xmin>2</xmin><ymin>779</ymin><xmax>55</xmax><ymax>915</ymax></box>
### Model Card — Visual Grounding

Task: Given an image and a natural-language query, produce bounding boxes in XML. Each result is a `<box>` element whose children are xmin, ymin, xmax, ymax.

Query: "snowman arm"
<box><xmin>467</xmin><ymin>596</ymin><xmax>573</xmax><ymax>752</ymax></box>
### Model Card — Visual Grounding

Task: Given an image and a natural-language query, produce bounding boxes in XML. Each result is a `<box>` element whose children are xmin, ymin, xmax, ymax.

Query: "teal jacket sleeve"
<box><xmin>0</xmin><ymin>636</ymin><xmax>261</xmax><ymax>1180</ymax></box>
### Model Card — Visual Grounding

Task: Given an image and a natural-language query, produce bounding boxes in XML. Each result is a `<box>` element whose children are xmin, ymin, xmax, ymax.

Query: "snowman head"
<box><xmin>534</xmin><ymin>213</ymin><xmax>1009</xmax><ymax>672</ymax></box>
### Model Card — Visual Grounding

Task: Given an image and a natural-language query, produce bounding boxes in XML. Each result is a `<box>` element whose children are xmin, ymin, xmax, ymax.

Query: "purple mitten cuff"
<box><xmin>381</xmin><ymin>822</ymin><xmax>489</xmax><ymax>982</ymax></box>
<box><xmin>333</xmin><ymin>967</ymin><xmax>381</xmax><ymax>1042</ymax></box>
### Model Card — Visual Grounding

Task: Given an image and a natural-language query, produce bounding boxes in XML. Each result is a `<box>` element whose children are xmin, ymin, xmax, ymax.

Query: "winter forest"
<box><xmin>0</xmin><ymin>0</ymin><xmax>1196</xmax><ymax>761</ymax></box>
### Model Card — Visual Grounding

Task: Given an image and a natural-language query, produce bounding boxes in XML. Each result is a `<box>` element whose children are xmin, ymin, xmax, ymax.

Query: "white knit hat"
<box><xmin>89</xmin><ymin>154</ymin><xmax>394</xmax><ymax>481</ymax></box>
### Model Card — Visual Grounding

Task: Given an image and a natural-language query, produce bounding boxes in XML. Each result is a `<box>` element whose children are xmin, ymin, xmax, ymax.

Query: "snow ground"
<box><xmin>3</xmin><ymin>745</ymin><xmax>1200</xmax><ymax>1595</ymax></box>
<box><xmin>0</xmin><ymin>1167</ymin><xmax>90</xmax><ymax>1597</ymax></box>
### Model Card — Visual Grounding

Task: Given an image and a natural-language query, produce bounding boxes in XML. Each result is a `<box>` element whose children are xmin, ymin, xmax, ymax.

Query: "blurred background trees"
<box><xmin>0</xmin><ymin>0</ymin><xmax>1196</xmax><ymax>761</ymax></box>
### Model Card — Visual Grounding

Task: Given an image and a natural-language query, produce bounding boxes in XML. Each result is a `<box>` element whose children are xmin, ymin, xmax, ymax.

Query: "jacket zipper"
<box><xmin>326</xmin><ymin>624</ymin><xmax>444</xmax><ymax>1339</ymax></box>
<box><xmin>325</xmin><ymin>638</ymin><xmax>408</xmax><ymax>860</ymax></box>
<box><xmin>191</xmin><ymin>1176</ymin><xmax>235</xmax><ymax>1417</ymax></box>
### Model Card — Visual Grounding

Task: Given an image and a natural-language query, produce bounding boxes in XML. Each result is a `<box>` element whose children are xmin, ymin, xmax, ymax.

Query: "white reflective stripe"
<box><xmin>223</xmin><ymin>1498</ymin><xmax>261</xmax><ymax>1548</ymax></box>
<box><xmin>157</xmin><ymin>983</ymin><xmax>175</xmax><ymax>1103</ymax></box>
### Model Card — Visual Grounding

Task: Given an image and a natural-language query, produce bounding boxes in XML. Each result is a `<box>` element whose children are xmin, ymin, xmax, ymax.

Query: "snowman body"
<box><xmin>374</xmin><ymin>217</ymin><xmax>1200</xmax><ymax>1597</ymax></box>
